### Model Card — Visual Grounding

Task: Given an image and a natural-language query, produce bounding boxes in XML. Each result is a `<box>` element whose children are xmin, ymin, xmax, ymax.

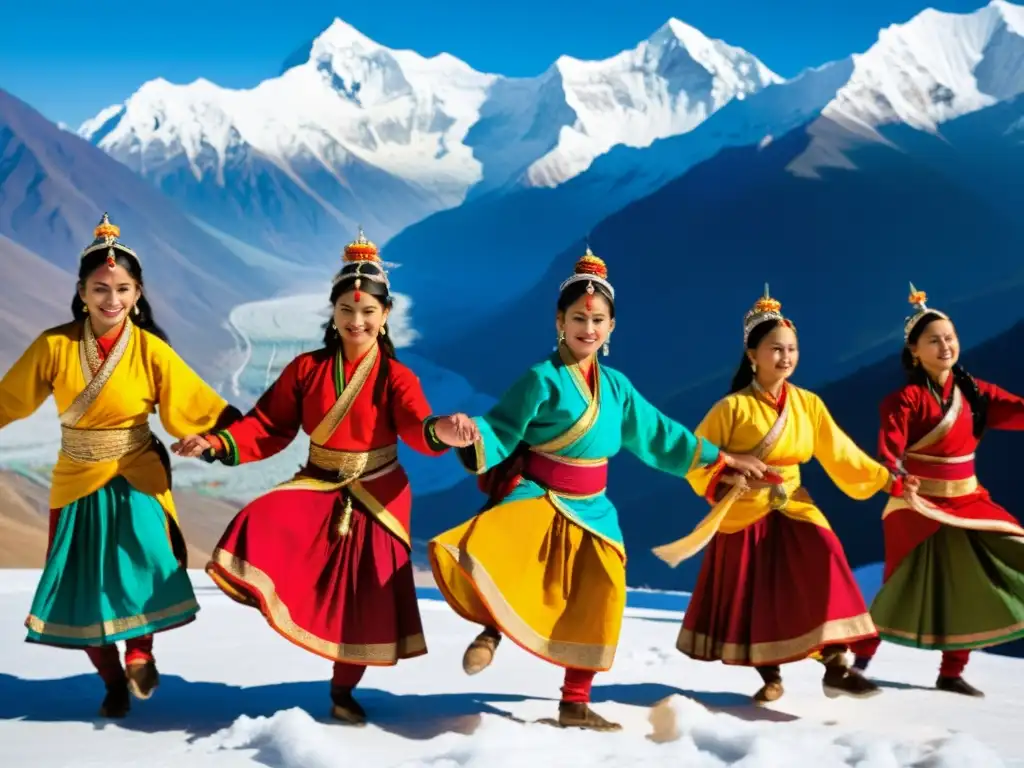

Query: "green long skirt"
<box><xmin>871</xmin><ymin>527</ymin><xmax>1024</xmax><ymax>651</ymax></box>
<box><xmin>24</xmin><ymin>476</ymin><xmax>199</xmax><ymax>647</ymax></box>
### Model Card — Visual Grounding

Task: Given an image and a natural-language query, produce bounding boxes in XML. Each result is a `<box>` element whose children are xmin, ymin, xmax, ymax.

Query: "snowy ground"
<box><xmin>0</xmin><ymin>570</ymin><xmax>1017</xmax><ymax>767</ymax></box>
<box><xmin>0</xmin><ymin>291</ymin><xmax>493</xmax><ymax>504</ymax></box>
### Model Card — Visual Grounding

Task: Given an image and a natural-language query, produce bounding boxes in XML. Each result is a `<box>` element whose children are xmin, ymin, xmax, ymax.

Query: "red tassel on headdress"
<box><xmin>106</xmin><ymin>251</ymin><xmax>117</xmax><ymax>269</ymax></box>
<box><xmin>353</xmin><ymin>277</ymin><xmax>362</xmax><ymax>302</ymax></box>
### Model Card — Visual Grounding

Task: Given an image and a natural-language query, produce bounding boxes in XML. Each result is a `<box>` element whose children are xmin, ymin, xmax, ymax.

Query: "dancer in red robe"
<box><xmin>172</xmin><ymin>229</ymin><xmax>475</xmax><ymax>724</ymax></box>
<box><xmin>849</xmin><ymin>284</ymin><xmax>1024</xmax><ymax>697</ymax></box>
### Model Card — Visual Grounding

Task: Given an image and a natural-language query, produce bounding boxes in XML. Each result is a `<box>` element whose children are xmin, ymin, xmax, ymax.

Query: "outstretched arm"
<box><xmin>456</xmin><ymin>368</ymin><xmax>547</xmax><ymax>474</ymax></box>
<box><xmin>978</xmin><ymin>380</ymin><xmax>1024</xmax><ymax>431</ymax></box>
<box><xmin>151</xmin><ymin>337</ymin><xmax>239</xmax><ymax>439</ymax></box>
<box><xmin>177</xmin><ymin>357</ymin><xmax>305</xmax><ymax>466</ymax></box>
<box><xmin>815</xmin><ymin>393</ymin><xmax>902</xmax><ymax>500</ymax></box>
<box><xmin>0</xmin><ymin>334</ymin><xmax>55</xmax><ymax>430</ymax></box>
<box><xmin>389</xmin><ymin>364</ymin><xmax>449</xmax><ymax>456</ymax></box>
<box><xmin>620</xmin><ymin>378</ymin><xmax>721</xmax><ymax>479</ymax></box>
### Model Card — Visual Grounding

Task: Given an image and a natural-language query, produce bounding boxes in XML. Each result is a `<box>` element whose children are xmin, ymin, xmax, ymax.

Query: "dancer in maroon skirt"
<box><xmin>172</xmin><ymin>229</ymin><xmax>475</xmax><ymax>724</ymax></box>
<box><xmin>655</xmin><ymin>286</ymin><xmax>920</xmax><ymax>704</ymax></box>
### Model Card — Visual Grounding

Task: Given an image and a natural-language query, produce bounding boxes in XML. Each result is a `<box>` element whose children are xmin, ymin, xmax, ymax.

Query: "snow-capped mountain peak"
<box><xmin>821</xmin><ymin>0</ymin><xmax>1024</xmax><ymax>134</ymax></box>
<box><xmin>78</xmin><ymin>15</ymin><xmax>779</xmax><ymax>256</ymax></box>
<box><xmin>518</xmin><ymin>20</ymin><xmax>781</xmax><ymax>187</ymax></box>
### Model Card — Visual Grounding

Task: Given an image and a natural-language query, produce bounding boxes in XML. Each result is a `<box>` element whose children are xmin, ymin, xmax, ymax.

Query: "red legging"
<box><xmin>84</xmin><ymin>635</ymin><xmax>155</xmax><ymax>685</ymax></box>
<box><xmin>850</xmin><ymin>636</ymin><xmax>970</xmax><ymax>678</ymax></box>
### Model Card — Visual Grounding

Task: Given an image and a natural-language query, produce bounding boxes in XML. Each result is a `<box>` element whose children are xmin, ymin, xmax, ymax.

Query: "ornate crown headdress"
<box><xmin>559</xmin><ymin>245</ymin><xmax>615</xmax><ymax>308</ymax></box>
<box><xmin>743</xmin><ymin>284</ymin><xmax>790</xmax><ymax>344</ymax></box>
<box><xmin>903</xmin><ymin>282</ymin><xmax>948</xmax><ymax>342</ymax></box>
<box><xmin>80</xmin><ymin>212</ymin><xmax>139</xmax><ymax>269</ymax></box>
<box><xmin>332</xmin><ymin>226</ymin><xmax>389</xmax><ymax>299</ymax></box>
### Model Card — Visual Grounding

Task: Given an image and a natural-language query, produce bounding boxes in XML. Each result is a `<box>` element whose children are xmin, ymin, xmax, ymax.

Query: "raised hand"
<box><xmin>171</xmin><ymin>434</ymin><xmax>213</xmax><ymax>459</ymax></box>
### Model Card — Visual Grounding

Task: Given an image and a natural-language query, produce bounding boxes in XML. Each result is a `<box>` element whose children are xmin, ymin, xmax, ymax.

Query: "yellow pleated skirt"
<box><xmin>428</xmin><ymin>495</ymin><xmax>627</xmax><ymax>670</ymax></box>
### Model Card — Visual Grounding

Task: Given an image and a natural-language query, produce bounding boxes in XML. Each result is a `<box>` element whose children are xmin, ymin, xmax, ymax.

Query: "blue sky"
<box><xmin>0</xmin><ymin>0</ymin><xmax>991</xmax><ymax>128</ymax></box>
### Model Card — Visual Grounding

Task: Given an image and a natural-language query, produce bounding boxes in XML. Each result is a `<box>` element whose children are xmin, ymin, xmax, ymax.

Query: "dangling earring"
<box><xmin>751</xmin><ymin>361</ymin><xmax>758</xmax><ymax>374</ymax></box>
<box><xmin>913</xmin><ymin>357</ymin><xmax>920</xmax><ymax>367</ymax></box>
<box><xmin>132</xmin><ymin>304</ymin><xmax>140</xmax><ymax>316</ymax></box>
<box><xmin>554</xmin><ymin>330</ymin><xmax>565</xmax><ymax>351</ymax></box>
<box><xmin>331</xmin><ymin>321</ymin><xmax>337</xmax><ymax>331</ymax></box>
<box><xmin>379</xmin><ymin>326</ymin><xmax>386</xmax><ymax>336</ymax></box>
<box><xmin>602</xmin><ymin>338</ymin><xmax>610</xmax><ymax>357</ymax></box>
<box><xmin>82</xmin><ymin>304</ymin><xmax>89</xmax><ymax>314</ymax></box>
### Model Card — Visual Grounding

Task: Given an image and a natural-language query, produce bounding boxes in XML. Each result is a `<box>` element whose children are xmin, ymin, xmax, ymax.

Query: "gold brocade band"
<box><xmin>207</xmin><ymin>549</ymin><xmax>426</xmax><ymax>664</ymax></box>
<box><xmin>917</xmin><ymin>475</ymin><xmax>978</xmax><ymax>498</ymax></box>
<box><xmin>60</xmin><ymin>423</ymin><xmax>152</xmax><ymax>463</ymax></box>
<box><xmin>25</xmin><ymin>598</ymin><xmax>197</xmax><ymax>642</ymax></box>
<box><xmin>307</xmin><ymin>443</ymin><xmax>398</xmax><ymax>480</ymax></box>
<box><xmin>677</xmin><ymin>613</ymin><xmax>877</xmax><ymax>666</ymax></box>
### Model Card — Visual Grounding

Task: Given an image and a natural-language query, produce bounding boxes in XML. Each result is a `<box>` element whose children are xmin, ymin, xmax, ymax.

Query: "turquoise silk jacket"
<box><xmin>459</xmin><ymin>346</ymin><xmax>721</xmax><ymax>552</ymax></box>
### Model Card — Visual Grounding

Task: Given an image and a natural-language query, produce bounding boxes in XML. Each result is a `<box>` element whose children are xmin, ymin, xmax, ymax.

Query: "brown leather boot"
<box><xmin>125</xmin><ymin>659</ymin><xmax>160</xmax><ymax>700</ymax></box>
<box><xmin>330</xmin><ymin>686</ymin><xmax>367</xmax><ymax>725</ymax></box>
<box><xmin>462</xmin><ymin>627</ymin><xmax>501</xmax><ymax>675</ymax></box>
<box><xmin>936</xmin><ymin>676</ymin><xmax>984</xmax><ymax>698</ymax></box>
<box><xmin>556</xmin><ymin>701</ymin><xmax>622</xmax><ymax>731</ymax></box>
<box><xmin>822</xmin><ymin>664</ymin><xmax>881</xmax><ymax>698</ymax></box>
<box><xmin>753</xmin><ymin>680</ymin><xmax>784</xmax><ymax>704</ymax></box>
<box><xmin>99</xmin><ymin>677</ymin><xmax>131</xmax><ymax>718</ymax></box>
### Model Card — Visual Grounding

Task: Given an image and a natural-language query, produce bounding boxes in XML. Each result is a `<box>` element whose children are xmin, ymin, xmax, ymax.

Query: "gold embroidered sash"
<box><xmin>58</xmin><ymin>319</ymin><xmax>145</xmax><ymax>463</ymax></box>
<box><xmin>308</xmin><ymin>343</ymin><xmax>379</xmax><ymax>447</ymax></box>
<box><xmin>532</xmin><ymin>345</ymin><xmax>601</xmax><ymax>455</ymax></box>
<box><xmin>60</xmin><ymin>423</ymin><xmax>152</xmax><ymax>463</ymax></box>
<box><xmin>652</xmin><ymin>384</ymin><xmax>792</xmax><ymax>567</ymax></box>
<box><xmin>60</xmin><ymin>318</ymin><xmax>134</xmax><ymax>428</ymax></box>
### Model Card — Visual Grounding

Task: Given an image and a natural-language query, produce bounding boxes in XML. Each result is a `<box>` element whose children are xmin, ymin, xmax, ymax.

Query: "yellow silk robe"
<box><xmin>0</xmin><ymin>321</ymin><xmax>230</xmax><ymax>526</ymax></box>
<box><xmin>661</xmin><ymin>383</ymin><xmax>894</xmax><ymax>563</ymax></box>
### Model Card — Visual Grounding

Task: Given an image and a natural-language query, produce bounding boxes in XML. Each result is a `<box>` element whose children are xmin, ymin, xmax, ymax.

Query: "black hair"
<box><xmin>73</xmin><ymin>248</ymin><xmax>168</xmax><ymax>342</ymax></box>
<box><xmin>728</xmin><ymin>318</ymin><xmax>795</xmax><ymax>394</ymax></box>
<box><xmin>557</xmin><ymin>279</ymin><xmax>616</xmax><ymax>318</ymax></box>
<box><xmin>902</xmin><ymin>311</ymin><xmax>987</xmax><ymax>438</ymax></box>
<box><xmin>322</xmin><ymin>262</ymin><xmax>398</xmax><ymax>361</ymax></box>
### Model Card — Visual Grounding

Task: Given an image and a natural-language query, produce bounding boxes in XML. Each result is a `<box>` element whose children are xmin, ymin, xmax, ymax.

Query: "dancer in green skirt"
<box><xmin>850</xmin><ymin>284</ymin><xmax>1024</xmax><ymax>697</ymax></box>
<box><xmin>0</xmin><ymin>215</ymin><xmax>237</xmax><ymax>717</ymax></box>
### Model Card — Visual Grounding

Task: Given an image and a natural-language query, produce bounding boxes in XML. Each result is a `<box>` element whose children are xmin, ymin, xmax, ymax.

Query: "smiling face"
<box><xmin>748</xmin><ymin>323</ymin><xmax>799</xmax><ymax>385</ymax></box>
<box><xmin>78</xmin><ymin>263</ymin><xmax>141</xmax><ymax>336</ymax></box>
<box><xmin>333</xmin><ymin>289</ymin><xmax>389</xmax><ymax>348</ymax></box>
<box><xmin>556</xmin><ymin>292</ymin><xmax>615</xmax><ymax>362</ymax></box>
<box><xmin>910</xmin><ymin>317</ymin><xmax>959</xmax><ymax>376</ymax></box>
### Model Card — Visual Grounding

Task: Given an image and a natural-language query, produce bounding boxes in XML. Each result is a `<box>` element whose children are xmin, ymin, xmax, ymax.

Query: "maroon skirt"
<box><xmin>206</xmin><ymin>487</ymin><xmax>425</xmax><ymax>665</ymax></box>
<box><xmin>677</xmin><ymin>511</ymin><xmax>877</xmax><ymax>666</ymax></box>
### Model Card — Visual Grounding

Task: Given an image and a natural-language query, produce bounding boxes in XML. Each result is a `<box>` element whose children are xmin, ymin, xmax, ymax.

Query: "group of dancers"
<box><xmin>2</xmin><ymin>214</ymin><xmax>1023</xmax><ymax>732</ymax></box>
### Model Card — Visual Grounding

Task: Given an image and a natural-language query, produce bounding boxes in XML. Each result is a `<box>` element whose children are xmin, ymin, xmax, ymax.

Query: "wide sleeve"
<box><xmin>150</xmin><ymin>337</ymin><xmax>238</xmax><ymax>440</ymax></box>
<box><xmin>209</xmin><ymin>356</ymin><xmax>305</xmax><ymax>466</ymax></box>
<box><xmin>685</xmin><ymin>398</ymin><xmax>733</xmax><ymax>502</ymax></box>
<box><xmin>458</xmin><ymin>367</ymin><xmax>547</xmax><ymax>474</ymax></box>
<box><xmin>877</xmin><ymin>388</ymin><xmax>914</xmax><ymax>475</ymax></box>
<box><xmin>812</xmin><ymin>393</ymin><xmax>899</xmax><ymax>500</ymax></box>
<box><xmin>977</xmin><ymin>380</ymin><xmax>1024</xmax><ymax>431</ymax></box>
<box><xmin>0</xmin><ymin>334</ymin><xmax>55</xmax><ymax>430</ymax></box>
<box><xmin>389</xmin><ymin>364</ymin><xmax>448</xmax><ymax>456</ymax></box>
<box><xmin>620</xmin><ymin>375</ymin><xmax>721</xmax><ymax>480</ymax></box>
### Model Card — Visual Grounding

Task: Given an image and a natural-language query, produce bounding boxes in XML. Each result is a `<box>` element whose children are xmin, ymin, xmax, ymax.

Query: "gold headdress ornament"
<box><xmin>903</xmin><ymin>282</ymin><xmax>948</xmax><ymax>342</ymax></box>
<box><xmin>558</xmin><ymin>245</ymin><xmax>615</xmax><ymax>308</ymax></box>
<box><xmin>333</xmin><ymin>226</ymin><xmax>389</xmax><ymax>298</ymax></box>
<box><xmin>80</xmin><ymin>212</ymin><xmax>139</xmax><ymax>269</ymax></box>
<box><xmin>743</xmin><ymin>283</ymin><xmax>792</xmax><ymax>344</ymax></box>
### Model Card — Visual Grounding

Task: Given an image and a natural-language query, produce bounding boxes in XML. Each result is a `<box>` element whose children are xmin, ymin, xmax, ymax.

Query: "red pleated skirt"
<box><xmin>206</xmin><ymin>487</ymin><xmax>425</xmax><ymax>664</ymax></box>
<box><xmin>677</xmin><ymin>511</ymin><xmax>877</xmax><ymax>666</ymax></box>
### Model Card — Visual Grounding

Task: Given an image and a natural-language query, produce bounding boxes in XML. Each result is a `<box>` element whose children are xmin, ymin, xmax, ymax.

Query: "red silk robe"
<box><xmin>877</xmin><ymin>374</ymin><xmax>1024</xmax><ymax>577</ymax></box>
<box><xmin>206</xmin><ymin>344</ymin><xmax>447</xmax><ymax>664</ymax></box>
